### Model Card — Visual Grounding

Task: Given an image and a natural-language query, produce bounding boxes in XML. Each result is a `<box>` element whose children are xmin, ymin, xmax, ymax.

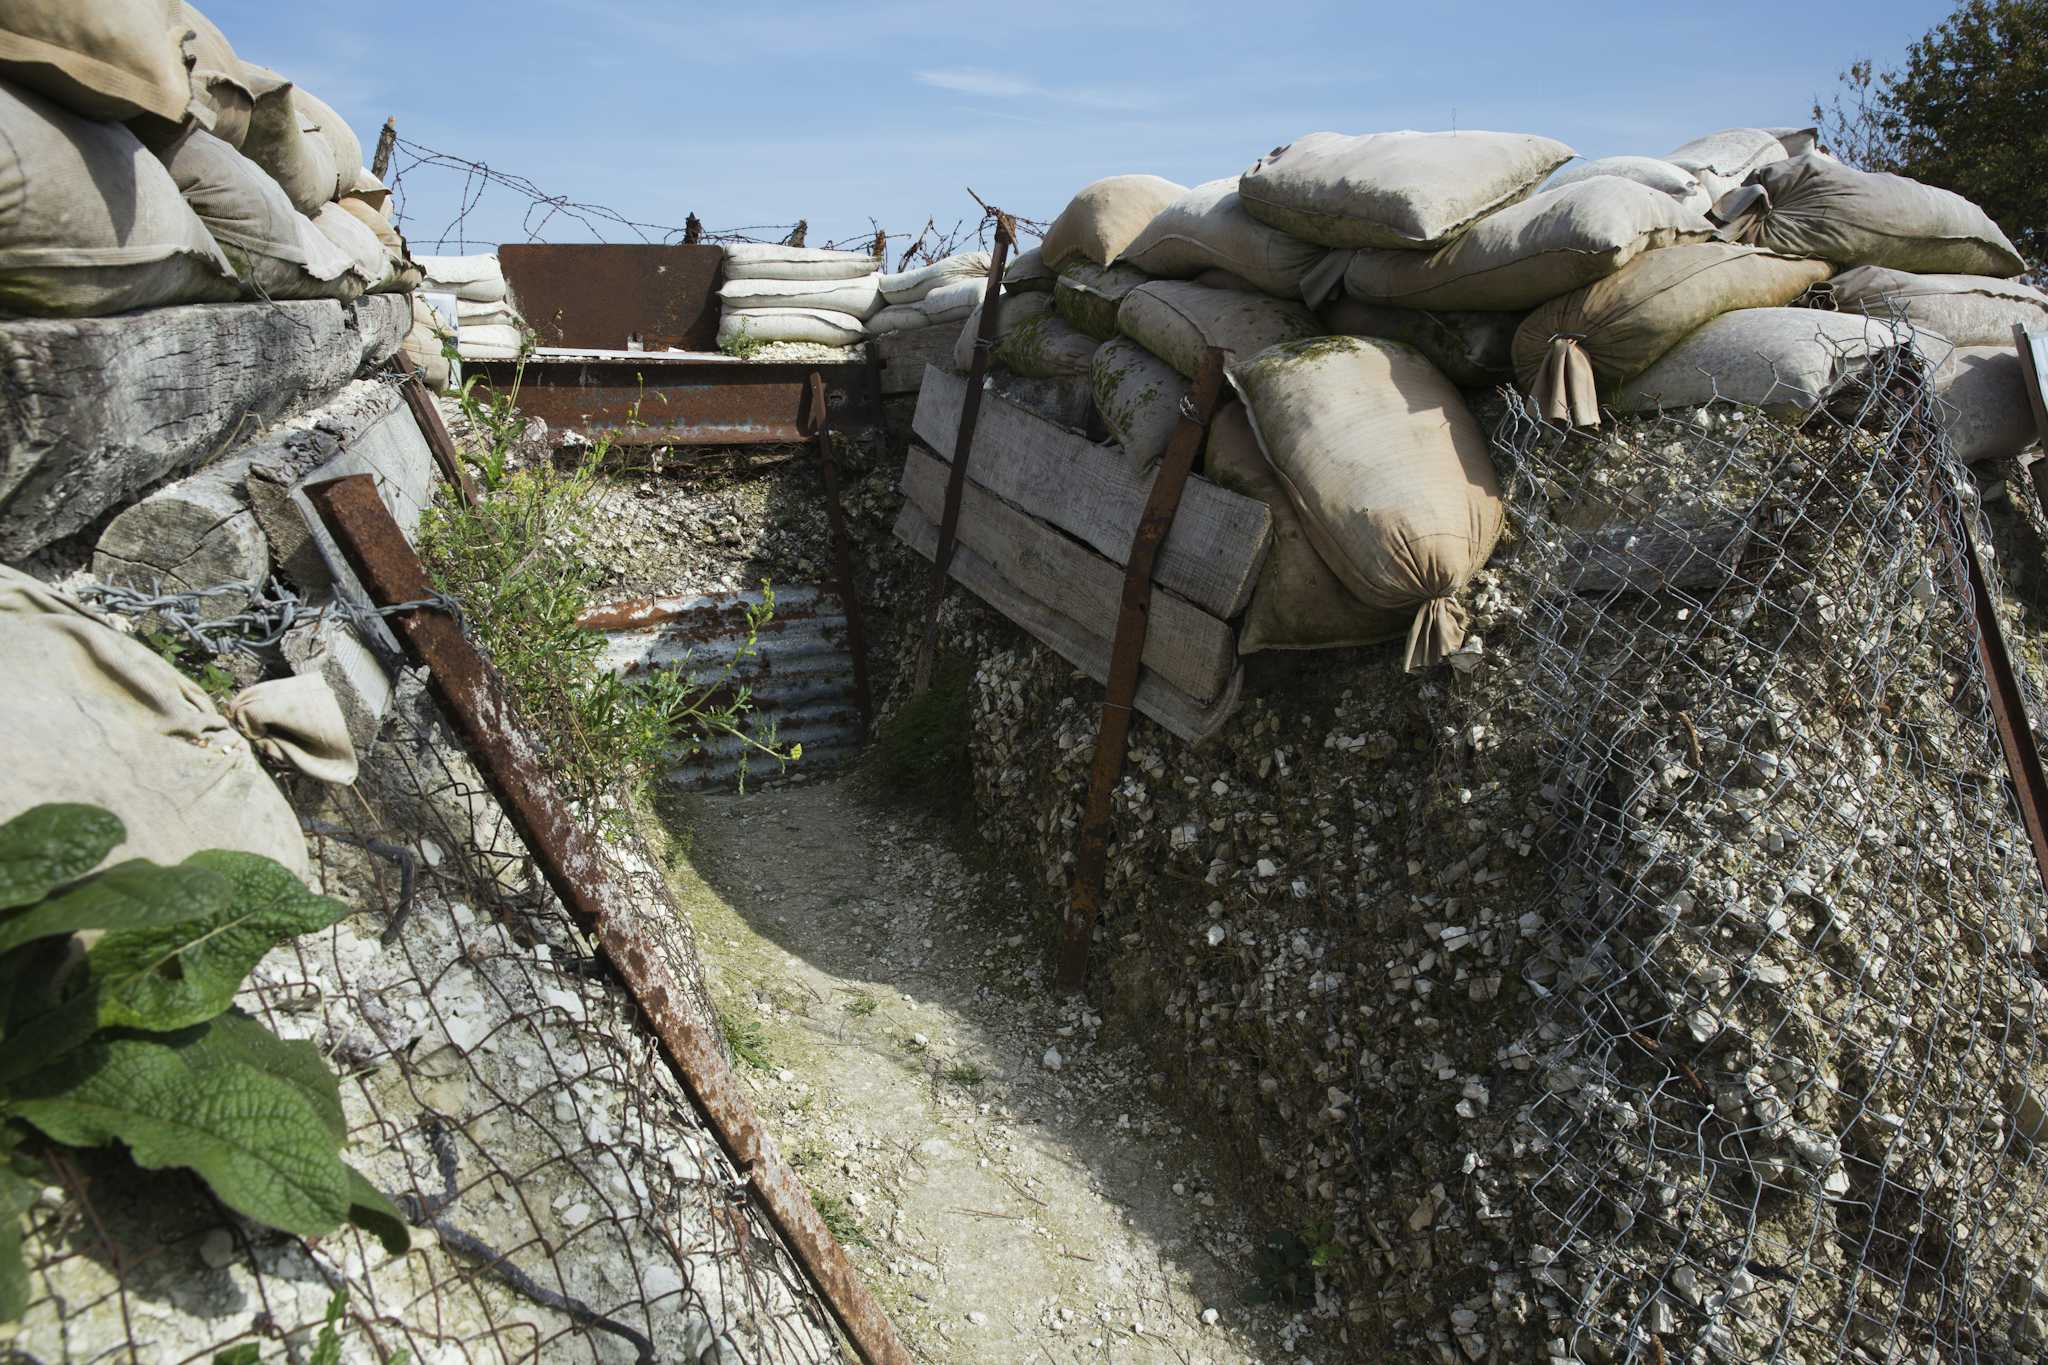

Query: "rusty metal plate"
<box><xmin>467</xmin><ymin>354</ymin><xmax>882</xmax><ymax>447</ymax></box>
<box><xmin>498</xmin><ymin>244</ymin><xmax>725</xmax><ymax>352</ymax></box>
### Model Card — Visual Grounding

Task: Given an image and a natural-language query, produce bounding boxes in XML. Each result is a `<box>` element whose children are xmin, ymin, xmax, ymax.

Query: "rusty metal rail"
<box><xmin>385</xmin><ymin>356</ymin><xmax>477</xmax><ymax>506</ymax></box>
<box><xmin>1057</xmin><ymin>348</ymin><xmax>1228</xmax><ymax>990</ymax></box>
<box><xmin>305</xmin><ymin>474</ymin><xmax>912</xmax><ymax>1365</ymax></box>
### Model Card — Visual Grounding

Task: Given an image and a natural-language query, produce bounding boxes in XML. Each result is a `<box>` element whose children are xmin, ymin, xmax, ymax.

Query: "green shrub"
<box><xmin>870</xmin><ymin>656</ymin><xmax>974</xmax><ymax>813</ymax></box>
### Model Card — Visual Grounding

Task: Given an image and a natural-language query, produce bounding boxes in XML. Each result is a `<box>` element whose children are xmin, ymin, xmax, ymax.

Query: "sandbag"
<box><xmin>1711</xmin><ymin>154</ymin><xmax>2025</xmax><ymax>277</ymax></box>
<box><xmin>1666</xmin><ymin>126</ymin><xmax>1818</xmax><ymax>200</ymax></box>
<box><xmin>1319</xmin><ymin>298</ymin><xmax>1521</xmax><ymax>389</ymax></box>
<box><xmin>0</xmin><ymin>0</ymin><xmax>190</xmax><ymax>125</ymax></box>
<box><xmin>311</xmin><ymin>201</ymin><xmax>390</xmax><ymax>294</ymax></box>
<box><xmin>0</xmin><ymin>80</ymin><xmax>238</xmax><ymax>317</ymax></box>
<box><xmin>720</xmin><ymin>243</ymin><xmax>877</xmax><ymax>282</ymax></box>
<box><xmin>1117</xmin><ymin>280</ymin><xmax>1320</xmax><ymax>378</ymax></box>
<box><xmin>1548</xmin><ymin>156</ymin><xmax>1710</xmax><ymax>216</ymax></box>
<box><xmin>1004</xmin><ymin>246</ymin><xmax>1054</xmax><ymax>293</ymax></box>
<box><xmin>156</xmin><ymin>127</ymin><xmax>362</xmax><ymax>303</ymax></box>
<box><xmin>1307</xmin><ymin>177</ymin><xmax>1711</xmax><ymax>313</ymax></box>
<box><xmin>0</xmin><ymin>567</ymin><xmax>309</xmax><ymax>879</ymax></box>
<box><xmin>224</xmin><ymin>675</ymin><xmax>358</xmax><ymax>787</ymax></box>
<box><xmin>1092</xmin><ymin>337</ymin><xmax>1190</xmax><ymax>471</ymax></box>
<box><xmin>417</xmin><ymin>253</ymin><xmax>506</xmax><ymax>303</ymax></box>
<box><xmin>402</xmin><ymin>296</ymin><xmax>452</xmax><ymax>389</ymax></box>
<box><xmin>1515</xmin><ymin>243</ymin><xmax>1833</xmax><ymax>425</ymax></box>
<box><xmin>1117</xmin><ymin>178</ymin><xmax>1326</xmax><ymax>299</ymax></box>
<box><xmin>1204</xmin><ymin>401</ymin><xmax>1407</xmax><ymax>654</ymax></box>
<box><xmin>338</xmin><ymin>196</ymin><xmax>420</xmax><ymax>292</ymax></box>
<box><xmin>292</xmin><ymin>86</ymin><xmax>360</xmax><ymax>205</ymax></box>
<box><xmin>1193</xmin><ymin>268</ymin><xmax>1259</xmax><ymax>292</ymax></box>
<box><xmin>1825</xmin><ymin>266</ymin><xmax>2048</xmax><ymax>346</ymax></box>
<box><xmin>879</xmin><ymin>250</ymin><xmax>991</xmax><ymax>304</ymax></box>
<box><xmin>919</xmin><ymin>277</ymin><xmax>982</xmax><ymax>324</ymax></box>
<box><xmin>178</xmin><ymin>4</ymin><xmax>251</xmax><ymax>146</ymax></box>
<box><xmin>456</xmin><ymin>300</ymin><xmax>520</xmax><ymax>329</ymax></box>
<box><xmin>717</xmin><ymin>307</ymin><xmax>866</xmax><ymax>348</ymax></box>
<box><xmin>1934</xmin><ymin>345</ymin><xmax>2039</xmax><ymax>464</ymax></box>
<box><xmin>1040</xmin><ymin>174</ymin><xmax>1186</xmax><ymax>272</ymax></box>
<box><xmin>1239</xmin><ymin>130</ymin><xmax>1574</xmax><ymax>250</ymax></box>
<box><xmin>239</xmin><ymin>63</ymin><xmax>337</xmax><ymax>214</ymax></box>
<box><xmin>1614</xmin><ymin>307</ymin><xmax>1919</xmax><ymax>416</ymax></box>
<box><xmin>347</xmin><ymin>166</ymin><xmax>392</xmax><ymax>217</ymax></box>
<box><xmin>867</xmin><ymin>302</ymin><xmax>934</xmax><ymax>335</ymax></box>
<box><xmin>718</xmin><ymin>273</ymin><xmax>882</xmax><ymax>319</ymax></box>
<box><xmin>1054</xmin><ymin>261</ymin><xmax>1151</xmax><ymax>342</ymax></box>
<box><xmin>994</xmin><ymin>311</ymin><xmax>1097</xmax><ymax>380</ymax></box>
<box><xmin>952</xmin><ymin>292</ymin><xmax>1054</xmax><ymax>372</ymax></box>
<box><xmin>1232</xmin><ymin>337</ymin><xmax>1503</xmax><ymax>671</ymax></box>
<box><xmin>457</xmin><ymin>322</ymin><xmax>525</xmax><ymax>359</ymax></box>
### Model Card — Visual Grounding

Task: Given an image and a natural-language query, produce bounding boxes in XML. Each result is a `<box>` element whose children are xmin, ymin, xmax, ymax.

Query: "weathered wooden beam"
<box><xmin>913</xmin><ymin>366</ymin><xmax>1271</xmax><ymax>620</ymax></box>
<box><xmin>873</xmin><ymin>326</ymin><xmax>956</xmax><ymax>397</ymax></box>
<box><xmin>1551</xmin><ymin>519</ymin><xmax>1753</xmax><ymax>597</ymax></box>
<box><xmin>899</xmin><ymin>448</ymin><xmax>1236</xmax><ymax>703</ymax></box>
<box><xmin>893</xmin><ymin>504</ymin><xmax>1243</xmax><ymax>744</ymax></box>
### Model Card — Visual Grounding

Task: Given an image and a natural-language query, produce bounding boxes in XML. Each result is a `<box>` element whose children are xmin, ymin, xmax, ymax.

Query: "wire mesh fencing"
<box><xmin>7</xmin><ymin>664</ymin><xmax>841</xmax><ymax>1365</ymax></box>
<box><xmin>1503</xmin><ymin>337</ymin><xmax>2048</xmax><ymax>1363</ymax></box>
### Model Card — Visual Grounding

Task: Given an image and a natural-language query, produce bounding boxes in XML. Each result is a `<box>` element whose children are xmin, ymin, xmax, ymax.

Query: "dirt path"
<box><xmin>649</xmin><ymin>777</ymin><xmax>1288</xmax><ymax>1364</ymax></box>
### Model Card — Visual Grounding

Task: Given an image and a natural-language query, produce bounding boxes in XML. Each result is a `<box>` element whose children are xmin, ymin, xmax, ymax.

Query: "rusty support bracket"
<box><xmin>1057</xmin><ymin>348</ymin><xmax>1229</xmax><ymax>990</ymax></box>
<box><xmin>809</xmin><ymin>370</ymin><xmax>872</xmax><ymax>730</ymax></box>
<box><xmin>304</xmin><ymin>475</ymin><xmax>912</xmax><ymax>1365</ymax></box>
<box><xmin>911</xmin><ymin>210</ymin><xmax>1015</xmax><ymax>694</ymax></box>
<box><xmin>385</xmin><ymin>356</ymin><xmax>477</xmax><ymax>507</ymax></box>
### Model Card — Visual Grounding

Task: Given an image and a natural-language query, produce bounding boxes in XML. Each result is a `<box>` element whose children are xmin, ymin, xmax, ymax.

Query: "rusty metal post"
<box><xmin>911</xmin><ymin>211</ymin><xmax>1015</xmax><ymax>694</ymax></box>
<box><xmin>385</xmin><ymin>356</ymin><xmax>478</xmax><ymax>507</ymax></box>
<box><xmin>304</xmin><ymin>476</ymin><xmax>912</xmax><ymax>1365</ymax></box>
<box><xmin>1057</xmin><ymin>348</ymin><xmax>1228</xmax><ymax>990</ymax></box>
<box><xmin>785</xmin><ymin>220</ymin><xmax>808</xmax><ymax>248</ymax></box>
<box><xmin>371</xmin><ymin>117</ymin><xmax>397</xmax><ymax>180</ymax></box>
<box><xmin>683</xmin><ymin>212</ymin><xmax>703</xmax><ymax>246</ymax></box>
<box><xmin>871</xmin><ymin>227</ymin><xmax>888</xmax><ymax>262</ymax></box>
<box><xmin>808</xmin><ymin>371</ymin><xmax>872</xmax><ymax>730</ymax></box>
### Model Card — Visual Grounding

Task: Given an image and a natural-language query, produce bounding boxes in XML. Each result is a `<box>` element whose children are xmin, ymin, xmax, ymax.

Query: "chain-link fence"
<box><xmin>1505</xmin><ymin>339</ymin><xmax>2048</xmax><ymax>1362</ymax></box>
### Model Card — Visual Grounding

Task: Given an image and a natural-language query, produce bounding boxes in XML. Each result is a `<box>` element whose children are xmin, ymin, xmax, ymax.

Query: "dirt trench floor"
<box><xmin>646</xmin><ymin>776</ymin><xmax>1297</xmax><ymax>1365</ymax></box>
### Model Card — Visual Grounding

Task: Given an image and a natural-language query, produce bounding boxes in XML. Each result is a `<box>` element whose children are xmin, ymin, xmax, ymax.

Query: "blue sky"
<box><xmin>203</xmin><ymin>0</ymin><xmax>1955</xmax><ymax>257</ymax></box>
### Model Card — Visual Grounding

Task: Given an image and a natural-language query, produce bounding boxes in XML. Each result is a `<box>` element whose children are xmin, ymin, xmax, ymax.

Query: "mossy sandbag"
<box><xmin>1118</xmin><ymin>178</ymin><xmax>1325</xmax><ymax>299</ymax></box>
<box><xmin>1054</xmin><ymin>261</ymin><xmax>1150</xmax><ymax>342</ymax></box>
<box><xmin>1091</xmin><ymin>337</ymin><xmax>1189</xmax><ymax>471</ymax></box>
<box><xmin>1040</xmin><ymin>174</ymin><xmax>1185</xmax><ymax>272</ymax></box>
<box><xmin>1117</xmin><ymin>280</ymin><xmax>1319</xmax><ymax>379</ymax></box>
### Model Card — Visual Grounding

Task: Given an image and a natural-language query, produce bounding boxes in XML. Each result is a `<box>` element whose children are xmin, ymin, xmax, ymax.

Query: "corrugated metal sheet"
<box><xmin>578</xmin><ymin>585</ymin><xmax>861</xmax><ymax>789</ymax></box>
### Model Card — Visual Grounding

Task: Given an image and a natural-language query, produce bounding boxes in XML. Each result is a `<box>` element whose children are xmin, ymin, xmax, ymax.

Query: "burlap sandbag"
<box><xmin>721</xmin><ymin>243</ymin><xmax>878</xmax><ymax>282</ymax></box>
<box><xmin>312</xmin><ymin>201</ymin><xmax>391</xmax><ymax>294</ymax></box>
<box><xmin>0</xmin><ymin>0</ymin><xmax>189</xmax><ymax>125</ymax></box>
<box><xmin>1054</xmin><ymin>261</ymin><xmax>1151</xmax><ymax>342</ymax></box>
<box><xmin>156</xmin><ymin>127</ymin><xmax>362</xmax><ymax>302</ymax></box>
<box><xmin>293</xmin><ymin>86</ymin><xmax>360</xmax><ymax>204</ymax></box>
<box><xmin>1040</xmin><ymin>174</ymin><xmax>1186</xmax><ymax>272</ymax></box>
<box><xmin>347</xmin><ymin>166</ymin><xmax>392</xmax><ymax>218</ymax></box>
<box><xmin>718</xmin><ymin>273</ymin><xmax>882</xmax><ymax>320</ymax></box>
<box><xmin>1239</xmin><ymin>130</ymin><xmax>1574</xmax><ymax>250</ymax></box>
<box><xmin>1117</xmin><ymin>280</ymin><xmax>1320</xmax><ymax>379</ymax></box>
<box><xmin>879</xmin><ymin>250</ymin><xmax>990</xmax><ymax>304</ymax></box>
<box><xmin>1117</xmin><ymin>178</ymin><xmax>1326</xmax><ymax>299</ymax></box>
<box><xmin>1826</xmin><ymin>266</ymin><xmax>2048</xmax><ymax>347</ymax></box>
<box><xmin>0</xmin><ymin>567</ymin><xmax>309</xmax><ymax>879</ymax></box>
<box><xmin>1319</xmin><ymin>298</ymin><xmax>1521</xmax><ymax>389</ymax></box>
<box><xmin>718</xmin><ymin>307</ymin><xmax>865</xmax><ymax>348</ymax></box>
<box><xmin>1666</xmin><ymin>126</ymin><xmax>1818</xmax><ymax>201</ymax></box>
<box><xmin>1549</xmin><ymin>156</ymin><xmax>1711</xmax><ymax>215</ymax></box>
<box><xmin>994</xmin><ymin>311</ymin><xmax>1098</xmax><ymax>380</ymax></box>
<box><xmin>0</xmin><ymin>80</ymin><xmax>238</xmax><ymax>317</ymax></box>
<box><xmin>1614</xmin><ymin>307</ymin><xmax>1918</xmax><ymax>416</ymax></box>
<box><xmin>458</xmin><ymin>322</ymin><xmax>524</xmax><ymax>359</ymax></box>
<box><xmin>1933</xmin><ymin>344</ymin><xmax>2039</xmax><ymax>464</ymax></box>
<box><xmin>1232</xmin><ymin>337</ymin><xmax>1504</xmax><ymax>670</ymax></box>
<box><xmin>1515</xmin><ymin>243</ymin><xmax>1833</xmax><ymax>426</ymax></box>
<box><xmin>1092</xmin><ymin>337</ymin><xmax>1190</xmax><ymax>471</ymax></box>
<box><xmin>953</xmin><ymin>291</ymin><xmax>1054</xmax><ymax>370</ymax></box>
<box><xmin>239</xmin><ymin>63</ymin><xmax>337</xmax><ymax>214</ymax></box>
<box><xmin>224</xmin><ymin>674</ymin><xmax>358</xmax><ymax>787</ymax></box>
<box><xmin>338</xmin><ymin>196</ymin><xmax>421</xmax><ymax>293</ymax></box>
<box><xmin>1711</xmin><ymin>154</ymin><xmax>2025</xmax><ymax>277</ymax></box>
<box><xmin>1193</xmin><ymin>268</ymin><xmax>1259</xmax><ymax>293</ymax></box>
<box><xmin>1205</xmin><ymin>400</ymin><xmax>1407</xmax><ymax>654</ymax></box>
<box><xmin>1004</xmin><ymin>246</ymin><xmax>1054</xmax><ymax>293</ymax></box>
<box><xmin>867</xmin><ymin>302</ymin><xmax>933</xmax><ymax>335</ymax></box>
<box><xmin>1307</xmin><ymin>177</ymin><xmax>1712</xmax><ymax>313</ymax></box>
<box><xmin>178</xmin><ymin>4</ymin><xmax>251</xmax><ymax>146</ymax></box>
<box><xmin>417</xmin><ymin>253</ymin><xmax>507</xmax><ymax>303</ymax></box>
<box><xmin>402</xmin><ymin>296</ymin><xmax>452</xmax><ymax>389</ymax></box>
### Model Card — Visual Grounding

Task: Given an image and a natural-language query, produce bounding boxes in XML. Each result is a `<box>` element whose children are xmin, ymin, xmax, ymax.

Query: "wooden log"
<box><xmin>90</xmin><ymin>475</ymin><xmax>270</xmax><ymax>615</ymax></box>
<box><xmin>1552</xmin><ymin>519</ymin><xmax>1753</xmax><ymax>597</ymax></box>
<box><xmin>894</xmin><ymin>504</ymin><xmax>1243</xmax><ymax>744</ymax></box>
<box><xmin>0</xmin><ymin>299</ymin><xmax>366</xmax><ymax>557</ymax></box>
<box><xmin>913</xmin><ymin>366</ymin><xmax>1271</xmax><ymax>619</ymax></box>
<box><xmin>874</xmin><ymin>326</ymin><xmax>956</xmax><ymax>397</ymax></box>
<box><xmin>349</xmin><ymin>292</ymin><xmax>414</xmax><ymax>371</ymax></box>
<box><xmin>899</xmin><ymin>448</ymin><xmax>1236</xmax><ymax>702</ymax></box>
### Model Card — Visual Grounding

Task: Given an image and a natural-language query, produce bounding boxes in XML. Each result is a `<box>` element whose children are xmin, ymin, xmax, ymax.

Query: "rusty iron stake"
<box><xmin>911</xmin><ymin>210</ymin><xmax>1015</xmax><ymax>694</ymax></box>
<box><xmin>1954</xmin><ymin>500</ymin><xmax>2048</xmax><ymax>903</ymax></box>
<box><xmin>1057</xmin><ymin>348</ymin><xmax>1228</xmax><ymax>990</ymax></box>
<box><xmin>385</xmin><ymin>356</ymin><xmax>477</xmax><ymax>507</ymax></box>
<box><xmin>370</xmin><ymin>117</ymin><xmax>396</xmax><ymax>180</ymax></box>
<box><xmin>808</xmin><ymin>370</ymin><xmax>872</xmax><ymax>729</ymax></box>
<box><xmin>304</xmin><ymin>475</ymin><xmax>913</xmax><ymax>1365</ymax></box>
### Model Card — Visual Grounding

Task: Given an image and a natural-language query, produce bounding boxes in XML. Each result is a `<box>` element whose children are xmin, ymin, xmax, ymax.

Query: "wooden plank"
<box><xmin>900</xmin><ymin>449</ymin><xmax>1236</xmax><ymax>703</ymax></box>
<box><xmin>913</xmin><ymin>365</ymin><xmax>1272</xmax><ymax>620</ymax></box>
<box><xmin>893</xmin><ymin>504</ymin><xmax>1243</xmax><ymax>744</ymax></box>
<box><xmin>874</xmin><ymin>326</ymin><xmax>957</xmax><ymax>396</ymax></box>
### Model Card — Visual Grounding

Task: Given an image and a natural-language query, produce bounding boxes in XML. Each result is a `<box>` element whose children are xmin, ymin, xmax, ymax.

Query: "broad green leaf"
<box><xmin>0</xmin><ymin>860</ymin><xmax>231</xmax><ymax>957</ymax></box>
<box><xmin>212</xmin><ymin>1347</ymin><xmax>263</xmax><ymax>1365</ymax></box>
<box><xmin>11</xmin><ymin>1033</ymin><xmax>350</xmax><ymax>1241</ymax></box>
<box><xmin>309</xmin><ymin>1288</ymin><xmax>347</xmax><ymax>1365</ymax></box>
<box><xmin>0</xmin><ymin>805</ymin><xmax>123</xmax><ymax>910</ymax></box>
<box><xmin>87</xmin><ymin>851</ymin><xmax>348</xmax><ymax>1033</ymax></box>
<box><xmin>344</xmin><ymin>1164</ymin><xmax>411</xmax><ymax>1256</ymax></box>
<box><xmin>194</xmin><ymin>1011</ymin><xmax>346</xmax><ymax>1142</ymax></box>
<box><xmin>0</xmin><ymin>991</ymin><xmax>101</xmax><ymax>1087</ymax></box>
<box><xmin>0</xmin><ymin>1162</ymin><xmax>37</xmax><ymax>1323</ymax></box>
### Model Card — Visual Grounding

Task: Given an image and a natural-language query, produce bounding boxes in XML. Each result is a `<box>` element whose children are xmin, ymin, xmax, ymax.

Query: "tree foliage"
<box><xmin>1814</xmin><ymin>0</ymin><xmax>2048</xmax><ymax>264</ymax></box>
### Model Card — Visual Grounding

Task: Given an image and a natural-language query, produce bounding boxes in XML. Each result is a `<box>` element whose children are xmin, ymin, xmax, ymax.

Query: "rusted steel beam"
<box><xmin>1057</xmin><ymin>348</ymin><xmax>1228</xmax><ymax>990</ymax></box>
<box><xmin>498</xmin><ymin>245</ymin><xmax>727</xmax><ymax>353</ymax></box>
<box><xmin>912</xmin><ymin>211</ymin><xmax>1015</xmax><ymax>694</ymax></box>
<box><xmin>385</xmin><ymin>356</ymin><xmax>477</xmax><ymax>506</ymax></box>
<box><xmin>809</xmin><ymin>371</ymin><xmax>872</xmax><ymax>729</ymax></box>
<box><xmin>304</xmin><ymin>475</ymin><xmax>913</xmax><ymax>1365</ymax></box>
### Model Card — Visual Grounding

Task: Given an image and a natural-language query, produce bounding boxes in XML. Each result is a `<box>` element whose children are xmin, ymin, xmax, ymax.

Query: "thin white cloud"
<box><xmin>913</xmin><ymin>67</ymin><xmax>1156</xmax><ymax>112</ymax></box>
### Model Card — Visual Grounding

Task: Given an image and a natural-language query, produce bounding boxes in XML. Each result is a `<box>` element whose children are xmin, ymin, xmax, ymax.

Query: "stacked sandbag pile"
<box><xmin>980</xmin><ymin>122</ymin><xmax>2036</xmax><ymax>668</ymax></box>
<box><xmin>0</xmin><ymin>3</ymin><xmax>417</xmax><ymax>319</ymax></box>
<box><xmin>410</xmin><ymin>254</ymin><xmax>527</xmax><ymax>368</ymax></box>
<box><xmin>716</xmin><ymin>244</ymin><xmax>883</xmax><ymax>351</ymax></box>
<box><xmin>867</xmin><ymin>250</ymin><xmax>992</xmax><ymax>336</ymax></box>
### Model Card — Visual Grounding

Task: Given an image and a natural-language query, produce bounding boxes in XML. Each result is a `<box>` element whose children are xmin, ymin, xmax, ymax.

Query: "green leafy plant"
<box><xmin>942</xmin><ymin>1062</ymin><xmax>986</xmax><ymax>1087</ymax></box>
<box><xmin>871</xmin><ymin>654</ymin><xmax>974</xmax><ymax>816</ymax></box>
<box><xmin>0</xmin><ymin>805</ymin><xmax>409</xmax><ymax>1323</ymax></box>
<box><xmin>809</xmin><ymin>1191</ymin><xmax>869</xmax><ymax>1248</ymax></box>
<box><xmin>721</xmin><ymin>1010</ymin><xmax>774</xmax><ymax>1072</ymax></box>
<box><xmin>719</xmin><ymin>317</ymin><xmax>766</xmax><ymax>360</ymax></box>
<box><xmin>140</xmin><ymin>628</ymin><xmax>238</xmax><ymax>702</ymax></box>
